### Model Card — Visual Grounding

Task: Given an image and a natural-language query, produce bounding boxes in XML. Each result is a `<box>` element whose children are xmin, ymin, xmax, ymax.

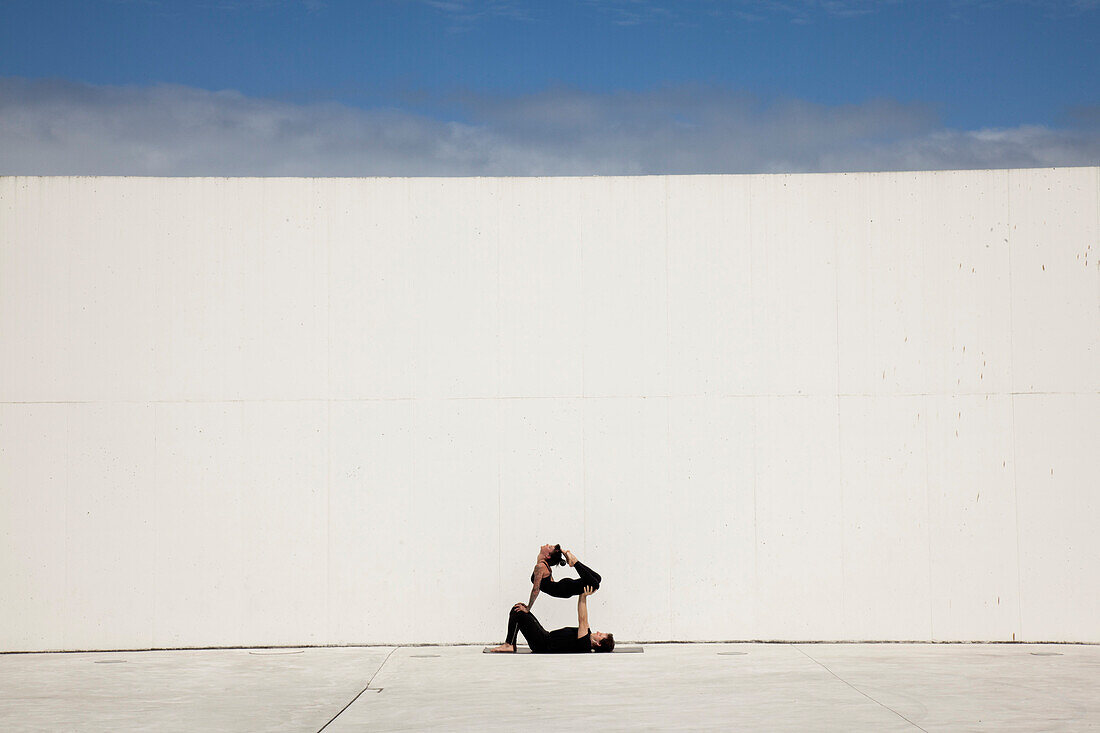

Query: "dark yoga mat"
<box><xmin>483</xmin><ymin>646</ymin><xmax>643</xmax><ymax>654</ymax></box>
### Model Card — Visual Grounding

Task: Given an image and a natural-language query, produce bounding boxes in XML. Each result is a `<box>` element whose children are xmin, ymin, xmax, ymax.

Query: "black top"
<box><xmin>537</xmin><ymin>627</ymin><xmax>591</xmax><ymax>654</ymax></box>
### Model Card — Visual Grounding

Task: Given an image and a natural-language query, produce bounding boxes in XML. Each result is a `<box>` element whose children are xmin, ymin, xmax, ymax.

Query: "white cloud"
<box><xmin>0</xmin><ymin>77</ymin><xmax>1096</xmax><ymax>176</ymax></box>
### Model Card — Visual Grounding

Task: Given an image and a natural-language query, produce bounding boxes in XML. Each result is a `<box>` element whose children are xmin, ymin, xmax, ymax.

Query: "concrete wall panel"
<box><xmin>1014</xmin><ymin>394</ymin><xmax>1100</xmax><ymax>641</ymax></box>
<box><xmin>0</xmin><ymin>179</ymin><xmax>162</xmax><ymax>402</ymax></box>
<box><xmin>750</xmin><ymin>176</ymin><xmax>839</xmax><ymax>396</ymax></box>
<box><xmin>0</xmin><ymin>405</ymin><xmax>69</xmax><ymax>649</ymax></box>
<box><xmin>1</xmin><ymin>169</ymin><xmax>1097</xmax><ymax>649</ymax></box>
<box><xmin>328</xmin><ymin>179</ymin><xmax>416</xmax><ymax>399</ymax></box>
<box><xmin>1008</xmin><ymin>168</ymin><xmax>1100</xmax><ymax>393</ymax></box>
<box><xmin>62</xmin><ymin>404</ymin><xmax>158</xmax><ymax>650</ymax></box>
<box><xmin>237</xmin><ymin>401</ymin><xmax>329</xmax><ymax>647</ymax></box>
<box><xmin>925</xmin><ymin>395</ymin><xmax>1020</xmax><ymax>641</ymax></box>
<box><xmin>150</xmin><ymin>403</ymin><xmax>247</xmax><ymax>648</ymax></box>
<box><xmin>498</xmin><ymin>180</ymin><xmax>585</xmax><ymax>399</ymax></box>
<box><xmin>579</xmin><ymin>178</ymin><xmax>670</xmax><ymax>398</ymax></box>
<box><xmin>838</xmin><ymin>396</ymin><xmax>931</xmax><ymax>640</ymax></box>
<box><xmin>403</xmin><ymin>180</ymin><xmax>501</xmax><ymax>400</ymax></box>
<box><xmin>838</xmin><ymin>172</ymin><xmax>924</xmax><ymax>395</ymax></box>
<box><xmin>666</xmin><ymin>176</ymin><xmax>753</xmax><ymax>396</ymax></box>
<box><xmin>667</xmin><ymin>396</ymin><xmax>757</xmax><ymax>640</ymax></box>
<box><xmin>327</xmin><ymin>400</ymin><xmax>414</xmax><ymax>643</ymax></box>
<box><xmin>918</xmin><ymin>171</ymin><xmax>1014</xmax><ymax>395</ymax></box>
<box><xmin>753</xmin><ymin>395</ymin><xmax>843</xmax><ymax>639</ymax></box>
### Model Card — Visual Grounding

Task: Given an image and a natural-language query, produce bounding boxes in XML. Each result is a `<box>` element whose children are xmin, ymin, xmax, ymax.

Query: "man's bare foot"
<box><xmin>564</xmin><ymin>550</ymin><xmax>578</xmax><ymax>567</ymax></box>
<box><xmin>487</xmin><ymin>643</ymin><xmax>515</xmax><ymax>653</ymax></box>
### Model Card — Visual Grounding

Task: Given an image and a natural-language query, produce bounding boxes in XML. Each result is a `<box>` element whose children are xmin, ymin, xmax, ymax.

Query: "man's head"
<box><xmin>591</xmin><ymin>631</ymin><xmax>615</xmax><ymax>653</ymax></box>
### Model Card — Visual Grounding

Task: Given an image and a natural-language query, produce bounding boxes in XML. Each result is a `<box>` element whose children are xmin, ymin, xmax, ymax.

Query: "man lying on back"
<box><xmin>488</xmin><ymin>585</ymin><xmax>615</xmax><ymax>653</ymax></box>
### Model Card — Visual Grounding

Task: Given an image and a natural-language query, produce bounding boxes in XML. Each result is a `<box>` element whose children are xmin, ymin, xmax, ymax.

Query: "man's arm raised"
<box><xmin>576</xmin><ymin>585</ymin><xmax>595</xmax><ymax>638</ymax></box>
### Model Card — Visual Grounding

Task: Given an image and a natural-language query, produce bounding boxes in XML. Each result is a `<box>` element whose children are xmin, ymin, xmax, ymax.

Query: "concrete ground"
<box><xmin>1</xmin><ymin>643</ymin><xmax>1098</xmax><ymax>732</ymax></box>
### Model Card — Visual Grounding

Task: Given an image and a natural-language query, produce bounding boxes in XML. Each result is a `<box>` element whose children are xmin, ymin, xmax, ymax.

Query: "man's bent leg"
<box><xmin>505</xmin><ymin>606</ymin><xmax>525</xmax><ymax>646</ymax></box>
<box><xmin>515</xmin><ymin>608</ymin><xmax>551</xmax><ymax>652</ymax></box>
<box><xmin>488</xmin><ymin>605</ymin><xmax>531</xmax><ymax>652</ymax></box>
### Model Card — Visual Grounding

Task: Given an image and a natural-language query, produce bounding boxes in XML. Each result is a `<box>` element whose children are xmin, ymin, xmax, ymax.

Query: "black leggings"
<box><xmin>540</xmin><ymin>561</ymin><xmax>602</xmax><ymax>599</ymax></box>
<box><xmin>506</xmin><ymin>606</ymin><xmax>550</xmax><ymax>651</ymax></box>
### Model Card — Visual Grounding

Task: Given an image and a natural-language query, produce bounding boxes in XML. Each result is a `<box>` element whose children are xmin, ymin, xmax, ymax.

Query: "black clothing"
<box><xmin>530</xmin><ymin>560</ymin><xmax>550</xmax><ymax>584</ymax></box>
<box><xmin>545</xmin><ymin>626</ymin><xmax>592</xmax><ymax>653</ymax></box>
<box><xmin>534</xmin><ymin>561</ymin><xmax>603</xmax><ymax>599</ymax></box>
<box><xmin>506</xmin><ymin>606</ymin><xmax>591</xmax><ymax>653</ymax></box>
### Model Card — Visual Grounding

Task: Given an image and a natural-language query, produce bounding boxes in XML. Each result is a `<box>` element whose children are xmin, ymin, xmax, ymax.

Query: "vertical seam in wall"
<box><xmin>62</xmin><ymin>200</ymin><xmax>73</xmax><ymax>650</ymax></box>
<box><xmin>922</xmin><ymin>389</ymin><xmax>934</xmax><ymax>641</ymax></box>
<box><xmin>580</xmin><ymin>185</ymin><xmax>587</xmax><ymax>555</ymax></box>
<box><xmin>496</xmin><ymin>405</ymin><xmax>502</xmax><ymax>595</ymax></box>
<box><xmin>920</xmin><ymin>178</ymin><xmax>934</xmax><ymax>642</ymax></box>
<box><xmin>238</xmin><ymin>402</ymin><xmax>245</xmax><ymax>644</ymax></box>
<box><xmin>63</xmin><ymin>407</ymin><xmax>71</xmax><ymax>649</ymax></box>
<box><xmin>495</xmin><ymin>181</ymin><xmax>502</xmax><ymax>595</ymax></box>
<box><xmin>325</xmin><ymin>181</ymin><xmax>333</xmax><ymax>643</ymax></box>
<box><xmin>581</xmin><ymin>399</ymin><xmax>587</xmax><ymax>555</ymax></box>
<box><xmin>747</xmin><ymin>181</ymin><xmax>759</xmax><ymax>599</ymax></box>
<box><xmin>151</xmin><ymin>182</ymin><xmax>162</xmax><ymax>649</ymax></box>
<box><xmin>833</xmin><ymin>179</ymin><xmax>846</xmax><ymax>628</ymax></box>
<box><xmin>151</xmin><ymin>404</ymin><xmax>158</xmax><ymax>648</ymax></box>
<box><xmin>1005</xmin><ymin>170</ymin><xmax>1024</xmax><ymax>640</ymax></box>
<box><xmin>663</xmin><ymin>176</ymin><xmax>673</xmax><ymax>638</ymax></box>
<box><xmin>666</xmin><ymin>396</ymin><xmax>673</xmax><ymax>638</ymax></box>
<box><xmin>751</xmin><ymin>396</ymin><xmax>759</xmax><ymax>610</ymax></box>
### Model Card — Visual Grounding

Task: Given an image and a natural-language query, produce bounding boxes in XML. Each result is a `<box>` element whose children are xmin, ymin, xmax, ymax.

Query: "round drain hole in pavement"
<box><xmin>94</xmin><ymin>660</ymin><xmax>127</xmax><ymax>664</ymax></box>
<box><xmin>717</xmin><ymin>652</ymin><xmax>747</xmax><ymax>655</ymax></box>
<box><xmin>411</xmin><ymin>654</ymin><xmax>441</xmax><ymax>658</ymax></box>
<box><xmin>249</xmin><ymin>650</ymin><xmax>305</xmax><ymax>655</ymax></box>
<box><xmin>1030</xmin><ymin>652</ymin><xmax>1063</xmax><ymax>656</ymax></box>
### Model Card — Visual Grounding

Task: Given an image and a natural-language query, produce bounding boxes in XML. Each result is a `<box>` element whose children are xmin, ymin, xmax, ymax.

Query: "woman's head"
<box><xmin>539</xmin><ymin>543</ymin><xmax>567</xmax><ymax>566</ymax></box>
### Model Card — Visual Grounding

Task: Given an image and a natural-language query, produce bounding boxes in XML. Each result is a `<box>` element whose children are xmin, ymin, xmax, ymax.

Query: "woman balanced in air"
<box><xmin>525</xmin><ymin>543</ymin><xmax>603</xmax><ymax>611</ymax></box>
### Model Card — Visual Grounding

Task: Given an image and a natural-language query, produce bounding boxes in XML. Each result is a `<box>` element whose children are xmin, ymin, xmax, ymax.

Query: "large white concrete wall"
<box><xmin>1</xmin><ymin>169</ymin><xmax>1097</xmax><ymax>651</ymax></box>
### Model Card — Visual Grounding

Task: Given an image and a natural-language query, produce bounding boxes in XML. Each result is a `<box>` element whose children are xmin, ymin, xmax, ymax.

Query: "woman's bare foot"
<box><xmin>564</xmin><ymin>550</ymin><xmax>578</xmax><ymax>567</ymax></box>
<box><xmin>487</xmin><ymin>643</ymin><xmax>515</xmax><ymax>653</ymax></box>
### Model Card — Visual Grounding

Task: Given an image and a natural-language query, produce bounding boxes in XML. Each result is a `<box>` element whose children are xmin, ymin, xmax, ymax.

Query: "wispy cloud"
<box><xmin>110</xmin><ymin>0</ymin><xmax>327</xmax><ymax>9</ymax></box>
<box><xmin>0</xmin><ymin>77</ymin><xmax>1096</xmax><ymax>176</ymax></box>
<box><xmin>410</xmin><ymin>0</ymin><xmax>536</xmax><ymax>30</ymax></box>
<box><xmin>414</xmin><ymin>0</ymin><xmax>1099</xmax><ymax>26</ymax></box>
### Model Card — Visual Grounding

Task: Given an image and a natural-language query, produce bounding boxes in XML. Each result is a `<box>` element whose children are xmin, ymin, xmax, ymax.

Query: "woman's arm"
<box><xmin>527</xmin><ymin>563</ymin><xmax>548</xmax><ymax>609</ymax></box>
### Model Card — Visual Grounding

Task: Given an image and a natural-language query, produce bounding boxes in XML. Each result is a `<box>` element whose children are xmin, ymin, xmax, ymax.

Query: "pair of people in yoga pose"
<box><xmin>488</xmin><ymin>543</ymin><xmax>615</xmax><ymax>653</ymax></box>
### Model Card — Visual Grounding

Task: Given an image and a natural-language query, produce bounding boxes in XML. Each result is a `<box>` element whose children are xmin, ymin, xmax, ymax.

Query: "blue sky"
<box><xmin>0</xmin><ymin>0</ymin><xmax>1097</xmax><ymax>175</ymax></box>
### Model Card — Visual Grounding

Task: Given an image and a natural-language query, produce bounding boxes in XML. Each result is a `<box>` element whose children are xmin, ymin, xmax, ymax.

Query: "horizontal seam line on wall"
<box><xmin>1</xmin><ymin>391</ymin><xmax>1097</xmax><ymax>405</ymax></box>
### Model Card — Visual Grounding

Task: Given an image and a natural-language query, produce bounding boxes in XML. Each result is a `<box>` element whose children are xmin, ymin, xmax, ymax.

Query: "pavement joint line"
<box><xmin>2</xmin><ymin>640</ymin><xmax>1096</xmax><ymax>654</ymax></box>
<box><xmin>2</xmin><ymin>640</ymin><xmax>1095</xmax><ymax>654</ymax></box>
<box><xmin>316</xmin><ymin>646</ymin><xmax>397</xmax><ymax>733</ymax></box>
<box><xmin>794</xmin><ymin>645</ymin><xmax>929</xmax><ymax>733</ymax></box>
